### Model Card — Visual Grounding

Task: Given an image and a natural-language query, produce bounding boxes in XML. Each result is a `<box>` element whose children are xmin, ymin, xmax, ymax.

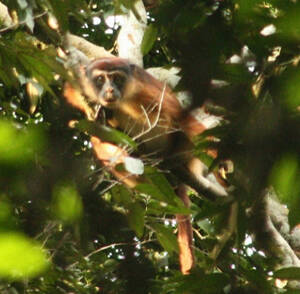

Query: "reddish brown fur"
<box><xmin>130</xmin><ymin>65</ymin><xmax>183</xmax><ymax>123</ymax></box>
<box><xmin>64</xmin><ymin>57</ymin><xmax>221</xmax><ymax>275</ymax></box>
<box><xmin>64</xmin><ymin>82</ymin><xmax>91</xmax><ymax>118</ymax></box>
<box><xmin>180</xmin><ymin>114</ymin><xmax>207</xmax><ymax>139</ymax></box>
<box><xmin>83</xmin><ymin>58</ymin><xmax>184</xmax><ymax>129</ymax></box>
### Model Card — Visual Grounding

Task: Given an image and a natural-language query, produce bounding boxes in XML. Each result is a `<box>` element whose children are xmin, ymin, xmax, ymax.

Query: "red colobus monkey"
<box><xmin>64</xmin><ymin>57</ymin><xmax>228</xmax><ymax>274</ymax></box>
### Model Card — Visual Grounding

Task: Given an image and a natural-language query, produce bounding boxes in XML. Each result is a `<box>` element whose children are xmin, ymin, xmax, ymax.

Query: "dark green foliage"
<box><xmin>1</xmin><ymin>0</ymin><xmax>300</xmax><ymax>293</ymax></box>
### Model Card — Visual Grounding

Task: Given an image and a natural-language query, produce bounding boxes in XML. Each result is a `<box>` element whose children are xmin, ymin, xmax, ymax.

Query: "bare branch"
<box><xmin>133</xmin><ymin>83</ymin><xmax>166</xmax><ymax>140</ymax></box>
<box><xmin>64</xmin><ymin>33</ymin><xmax>114</xmax><ymax>60</ymax></box>
<box><xmin>0</xmin><ymin>10</ymin><xmax>47</xmax><ymax>33</ymax></box>
<box><xmin>85</xmin><ymin>239</ymin><xmax>155</xmax><ymax>259</ymax></box>
<box><xmin>67</xmin><ymin>239</ymin><xmax>156</xmax><ymax>269</ymax></box>
<box><xmin>251</xmin><ymin>189</ymin><xmax>300</xmax><ymax>269</ymax></box>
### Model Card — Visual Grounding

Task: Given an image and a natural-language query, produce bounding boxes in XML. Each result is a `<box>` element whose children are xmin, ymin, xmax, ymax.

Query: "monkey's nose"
<box><xmin>104</xmin><ymin>89</ymin><xmax>116</xmax><ymax>102</ymax></box>
<box><xmin>107</xmin><ymin>87</ymin><xmax>114</xmax><ymax>93</ymax></box>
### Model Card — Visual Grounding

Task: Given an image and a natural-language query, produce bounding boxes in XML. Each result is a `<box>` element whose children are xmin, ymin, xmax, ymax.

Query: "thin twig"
<box><xmin>67</xmin><ymin>239</ymin><xmax>156</xmax><ymax>269</ymax></box>
<box><xmin>98</xmin><ymin>179</ymin><xmax>120</xmax><ymax>194</ymax></box>
<box><xmin>136</xmin><ymin>126</ymin><xmax>179</xmax><ymax>148</ymax></box>
<box><xmin>133</xmin><ymin>82</ymin><xmax>167</xmax><ymax>140</ymax></box>
<box><xmin>141</xmin><ymin>105</ymin><xmax>152</xmax><ymax>130</ymax></box>
<box><xmin>49</xmin><ymin>232</ymin><xmax>71</xmax><ymax>259</ymax></box>
<box><xmin>0</xmin><ymin>11</ymin><xmax>48</xmax><ymax>33</ymax></box>
<box><xmin>87</xmin><ymin>239</ymin><xmax>154</xmax><ymax>259</ymax></box>
<box><xmin>98</xmin><ymin>170</ymin><xmax>137</xmax><ymax>195</ymax></box>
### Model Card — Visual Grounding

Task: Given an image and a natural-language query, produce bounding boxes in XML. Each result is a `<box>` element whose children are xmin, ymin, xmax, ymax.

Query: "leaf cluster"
<box><xmin>1</xmin><ymin>0</ymin><xmax>300</xmax><ymax>293</ymax></box>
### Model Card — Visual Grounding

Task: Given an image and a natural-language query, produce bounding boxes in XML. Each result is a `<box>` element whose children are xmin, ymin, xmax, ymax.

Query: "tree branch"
<box><xmin>251</xmin><ymin>189</ymin><xmax>300</xmax><ymax>267</ymax></box>
<box><xmin>117</xmin><ymin>0</ymin><xmax>147</xmax><ymax>67</ymax></box>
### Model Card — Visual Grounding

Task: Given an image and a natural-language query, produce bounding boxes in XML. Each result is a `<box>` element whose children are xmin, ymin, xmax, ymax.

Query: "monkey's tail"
<box><xmin>176</xmin><ymin>184</ymin><xmax>195</xmax><ymax>275</ymax></box>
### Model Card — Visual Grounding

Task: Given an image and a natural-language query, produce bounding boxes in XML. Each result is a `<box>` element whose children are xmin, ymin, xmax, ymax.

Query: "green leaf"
<box><xmin>270</xmin><ymin>153</ymin><xmax>300</xmax><ymax>201</ymax></box>
<box><xmin>77</xmin><ymin>120</ymin><xmax>137</xmax><ymax>149</ymax></box>
<box><xmin>19</xmin><ymin>54</ymin><xmax>55</xmax><ymax>95</ymax></box>
<box><xmin>144</xmin><ymin>167</ymin><xmax>178</xmax><ymax>203</ymax></box>
<box><xmin>242</xmin><ymin>269</ymin><xmax>272</xmax><ymax>294</ymax></box>
<box><xmin>49</xmin><ymin>0</ymin><xmax>69</xmax><ymax>31</ymax></box>
<box><xmin>111</xmin><ymin>185</ymin><xmax>133</xmax><ymax>205</ymax></box>
<box><xmin>173</xmin><ymin>6</ymin><xmax>206</xmax><ymax>33</ymax></box>
<box><xmin>0</xmin><ymin>120</ymin><xmax>45</xmax><ymax>167</ymax></box>
<box><xmin>175</xmin><ymin>272</ymin><xmax>229</xmax><ymax>293</ymax></box>
<box><xmin>152</xmin><ymin>223</ymin><xmax>178</xmax><ymax>253</ymax></box>
<box><xmin>127</xmin><ymin>202</ymin><xmax>145</xmax><ymax>238</ymax></box>
<box><xmin>270</xmin><ymin>153</ymin><xmax>300</xmax><ymax>225</ymax></box>
<box><xmin>52</xmin><ymin>182</ymin><xmax>83</xmax><ymax>223</ymax></box>
<box><xmin>274</xmin><ymin>267</ymin><xmax>300</xmax><ymax>280</ymax></box>
<box><xmin>285</xmin><ymin>290</ymin><xmax>300</xmax><ymax>294</ymax></box>
<box><xmin>195</xmin><ymin>202</ymin><xmax>231</xmax><ymax>220</ymax></box>
<box><xmin>136</xmin><ymin>183</ymin><xmax>171</xmax><ymax>204</ymax></box>
<box><xmin>141</xmin><ymin>24</ymin><xmax>158</xmax><ymax>56</ymax></box>
<box><xmin>147</xmin><ymin>199</ymin><xmax>191</xmax><ymax>215</ymax></box>
<box><xmin>118</xmin><ymin>0</ymin><xmax>135</xmax><ymax>9</ymax></box>
<box><xmin>0</xmin><ymin>233</ymin><xmax>49</xmax><ymax>280</ymax></box>
<box><xmin>24</xmin><ymin>6</ymin><xmax>34</xmax><ymax>32</ymax></box>
<box><xmin>0</xmin><ymin>200</ymin><xmax>17</xmax><ymax>232</ymax></box>
<box><xmin>196</xmin><ymin>219</ymin><xmax>215</xmax><ymax>235</ymax></box>
<box><xmin>278</xmin><ymin>7</ymin><xmax>300</xmax><ymax>42</ymax></box>
<box><xmin>17</xmin><ymin>0</ymin><xmax>28</xmax><ymax>9</ymax></box>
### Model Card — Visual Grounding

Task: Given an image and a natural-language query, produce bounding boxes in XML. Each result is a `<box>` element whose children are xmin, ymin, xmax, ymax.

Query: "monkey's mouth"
<box><xmin>104</xmin><ymin>97</ymin><xmax>116</xmax><ymax>102</ymax></box>
<box><xmin>100</xmin><ymin>97</ymin><xmax>117</xmax><ymax>108</ymax></box>
<box><xmin>102</xmin><ymin>94</ymin><xmax>117</xmax><ymax>104</ymax></box>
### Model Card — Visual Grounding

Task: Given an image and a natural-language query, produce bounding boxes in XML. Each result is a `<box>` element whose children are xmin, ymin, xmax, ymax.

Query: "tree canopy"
<box><xmin>1</xmin><ymin>0</ymin><xmax>300</xmax><ymax>293</ymax></box>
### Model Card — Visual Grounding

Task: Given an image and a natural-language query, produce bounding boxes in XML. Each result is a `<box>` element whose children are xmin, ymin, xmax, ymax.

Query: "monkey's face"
<box><xmin>91</xmin><ymin>70</ymin><xmax>128</xmax><ymax>108</ymax></box>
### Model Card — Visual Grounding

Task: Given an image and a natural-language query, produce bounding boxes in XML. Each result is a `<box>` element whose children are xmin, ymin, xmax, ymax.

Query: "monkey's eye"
<box><xmin>113</xmin><ymin>75</ymin><xmax>125</xmax><ymax>88</ymax></box>
<box><xmin>95</xmin><ymin>76</ymin><xmax>105</xmax><ymax>88</ymax></box>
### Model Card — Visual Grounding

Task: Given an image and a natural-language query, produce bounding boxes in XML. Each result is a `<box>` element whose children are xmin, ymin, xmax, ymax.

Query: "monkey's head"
<box><xmin>86</xmin><ymin>58</ymin><xmax>132</xmax><ymax>109</ymax></box>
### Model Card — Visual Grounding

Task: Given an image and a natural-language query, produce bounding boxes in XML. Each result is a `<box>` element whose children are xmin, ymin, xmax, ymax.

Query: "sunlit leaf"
<box><xmin>0</xmin><ymin>120</ymin><xmax>45</xmax><ymax>166</ymax></box>
<box><xmin>77</xmin><ymin>120</ymin><xmax>137</xmax><ymax>149</ymax></box>
<box><xmin>0</xmin><ymin>233</ymin><xmax>49</xmax><ymax>280</ymax></box>
<box><xmin>52</xmin><ymin>182</ymin><xmax>83</xmax><ymax>223</ymax></box>
<box><xmin>270</xmin><ymin>153</ymin><xmax>300</xmax><ymax>203</ymax></box>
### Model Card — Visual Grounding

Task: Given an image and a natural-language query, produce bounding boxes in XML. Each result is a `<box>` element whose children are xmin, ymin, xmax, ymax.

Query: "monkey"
<box><xmin>64</xmin><ymin>57</ymin><xmax>228</xmax><ymax>274</ymax></box>
<box><xmin>82</xmin><ymin>58</ymin><xmax>185</xmax><ymax>154</ymax></box>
